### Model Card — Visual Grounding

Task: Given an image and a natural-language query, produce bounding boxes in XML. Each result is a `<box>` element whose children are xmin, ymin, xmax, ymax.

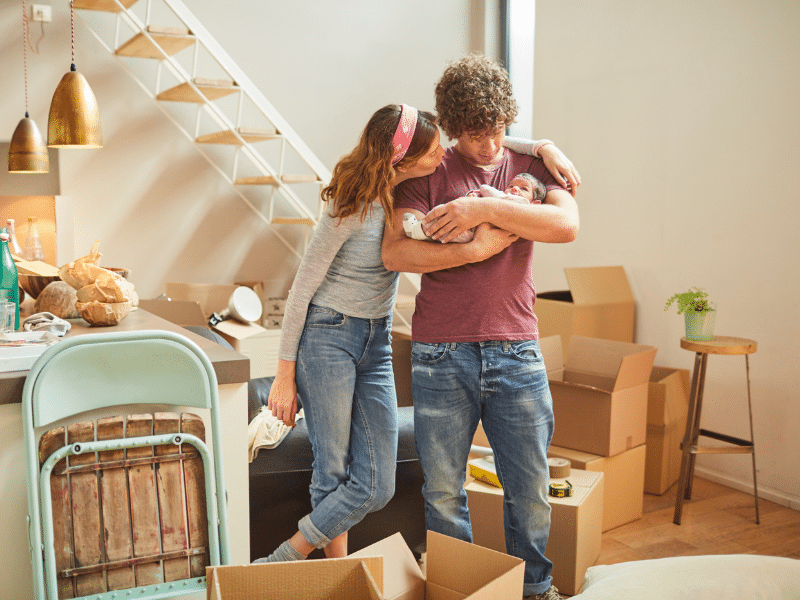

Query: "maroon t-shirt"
<box><xmin>394</xmin><ymin>146</ymin><xmax>565</xmax><ymax>343</ymax></box>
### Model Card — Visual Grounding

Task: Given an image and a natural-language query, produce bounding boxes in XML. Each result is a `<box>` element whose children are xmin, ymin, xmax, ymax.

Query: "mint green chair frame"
<box><xmin>22</xmin><ymin>330</ymin><xmax>231</xmax><ymax>600</ymax></box>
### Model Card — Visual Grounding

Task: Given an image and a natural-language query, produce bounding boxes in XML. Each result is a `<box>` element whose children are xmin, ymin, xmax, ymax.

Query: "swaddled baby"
<box><xmin>402</xmin><ymin>172</ymin><xmax>546</xmax><ymax>243</ymax></box>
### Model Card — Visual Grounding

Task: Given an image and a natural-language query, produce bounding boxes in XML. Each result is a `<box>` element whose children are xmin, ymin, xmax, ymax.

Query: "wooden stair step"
<box><xmin>196</xmin><ymin>128</ymin><xmax>280</xmax><ymax>145</ymax></box>
<box><xmin>394</xmin><ymin>293</ymin><xmax>417</xmax><ymax>310</ymax></box>
<box><xmin>280</xmin><ymin>174</ymin><xmax>321</xmax><ymax>184</ymax></box>
<box><xmin>235</xmin><ymin>174</ymin><xmax>321</xmax><ymax>186</ymax></box>
<box><xmin>116</xmin><ymin>26</ymin><xmax>195</xmax><ymax>59</ymax></box>
<box><xmin>235</xmin><ymin>176</ymin><xmax>278</xmax><ymax>186</ymax></box>
<box><xmin>157</xmin><ymin>79</ymin><xmax>239</xmax><ymax>103</ymax></box>
<box><xmin>73</xmin><ymin>0</ymin><xmax>138</xmax><ymax>12</ymax></box>
<box><xmin>271</xmin><ymin>218</ymin><xmax>315</xmax><ymax>226</ymax></box>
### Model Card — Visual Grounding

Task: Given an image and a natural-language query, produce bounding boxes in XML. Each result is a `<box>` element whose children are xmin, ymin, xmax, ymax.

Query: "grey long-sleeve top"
<box><xmin>278</xmin><ymin>204</ymin><xmax>398</xmax><ymax>361</ymax></box>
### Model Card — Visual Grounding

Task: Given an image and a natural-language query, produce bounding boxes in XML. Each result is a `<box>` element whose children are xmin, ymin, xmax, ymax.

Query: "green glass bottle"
<box><xmin>0</xmin><ymin>232</ymin><xmax>20</xmax><ymax>330</ymax></box>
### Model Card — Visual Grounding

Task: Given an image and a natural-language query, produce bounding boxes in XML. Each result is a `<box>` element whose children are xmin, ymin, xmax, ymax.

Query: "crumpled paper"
<box><xmin>22</xmin><ymin>312</ymin><xmax>72</xmax><ymax>336</ymax></box>
<box><xmin>247</xmin><ymin>407</ymin><xmax>305</xmax><ymax>462</ymax></box>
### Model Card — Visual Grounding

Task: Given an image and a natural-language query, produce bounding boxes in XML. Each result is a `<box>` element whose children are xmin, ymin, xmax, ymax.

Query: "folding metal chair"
<box><xmin>22</xmin><ymin>330</ymin><xmax>230</xmax><ymax>600</ymax></box>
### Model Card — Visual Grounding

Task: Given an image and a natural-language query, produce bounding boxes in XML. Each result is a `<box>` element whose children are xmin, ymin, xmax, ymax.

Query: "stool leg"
<box><xmin>745</xmin><ymin>354</ymin><xmax>760</xmax><ymax>524</ymax></box>
<box><xmin>674</xmin><ymin>351</ymin><xmax>705</xmax><ymax>525</ymax></box>
<box><xmin>685</xmin><ymin>353</ymin><xmax>708</xmax><ymax>501</ymax></box>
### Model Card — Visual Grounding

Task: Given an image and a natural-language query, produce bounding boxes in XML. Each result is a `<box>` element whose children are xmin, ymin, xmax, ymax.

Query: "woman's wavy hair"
<box><xmin>435</xmin><ymin>53</ymin><xmax>518</xmax><ymax>140</ymax></box>
<box><xmin>322</xmin><ymin>105</ymin><xmax>438</xmax><ymax>222</ymax></box>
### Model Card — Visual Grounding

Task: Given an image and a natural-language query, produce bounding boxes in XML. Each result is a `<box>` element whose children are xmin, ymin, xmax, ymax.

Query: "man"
<box><xmin>382</xmin><ymin>54</ymin><xmax>579</xmax><ymax>600</ymax></box>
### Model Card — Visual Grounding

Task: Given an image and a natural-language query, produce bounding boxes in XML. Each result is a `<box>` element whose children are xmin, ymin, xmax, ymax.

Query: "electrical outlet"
<box><xmin>31</xmin><ymin>4</ymin><xmax>52</xmax><ymax>23</ymax></box>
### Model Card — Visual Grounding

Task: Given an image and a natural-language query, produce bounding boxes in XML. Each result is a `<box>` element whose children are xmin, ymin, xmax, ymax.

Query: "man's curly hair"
<box><xmin>435</xmin><ymin>53</ymin><xmax>518</xmax><ymax>140</ymax></box>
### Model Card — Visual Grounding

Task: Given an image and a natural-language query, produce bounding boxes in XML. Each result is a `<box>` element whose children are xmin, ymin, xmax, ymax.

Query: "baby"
<box><xmin>403</xmin><ymin>172</ymin><xmax>546</xmax><ymax>243</ymax></box>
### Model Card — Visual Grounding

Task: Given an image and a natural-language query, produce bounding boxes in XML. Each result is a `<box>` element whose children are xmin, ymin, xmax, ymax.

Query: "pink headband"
<box><xmin>391</xmin><ymin>104</ymin><xmax>419</xmax><ymax>165</ymax></box>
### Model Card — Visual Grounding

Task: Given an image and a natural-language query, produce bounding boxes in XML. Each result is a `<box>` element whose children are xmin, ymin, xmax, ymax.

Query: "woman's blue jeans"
<box><xmin>411</xmin><ymin>339</ymin><xmax>554</xmax><ymax>597</ymax></box>
<box><xmin>294</xmin><ymin>305</ymin><xmax>398</xmax><ymax>549</ymax></box>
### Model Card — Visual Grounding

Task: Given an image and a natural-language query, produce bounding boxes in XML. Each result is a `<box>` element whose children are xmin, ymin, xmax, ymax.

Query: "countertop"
<box><xmin>0</xmin><ymin>306</ymin><xmax>250</xmax><ymax>405</ymax></box>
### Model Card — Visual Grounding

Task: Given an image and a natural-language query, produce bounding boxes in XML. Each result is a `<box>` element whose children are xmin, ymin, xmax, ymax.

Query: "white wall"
<box><xmin>533</xmin><ymin>1</ymin><xmax>800</xmax><ymax>507</ymax></box>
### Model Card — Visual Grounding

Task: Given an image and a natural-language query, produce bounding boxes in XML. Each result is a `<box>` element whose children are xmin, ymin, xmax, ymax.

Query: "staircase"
<box><xmin>74</xmin><ymin>0</ymin><xmax>417</xmax><ymax>329</ymax></box>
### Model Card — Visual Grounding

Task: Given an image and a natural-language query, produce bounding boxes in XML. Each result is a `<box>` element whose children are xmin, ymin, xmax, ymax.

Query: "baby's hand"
<box><xmin>403</xmin><ymin>213</ymin><xmax>435</xmax><ymax>241</ymax></box>
<box><xmin>465</xmin><ymin>190</ymin><xmax>481</xmax><ymax>198</ymax></box>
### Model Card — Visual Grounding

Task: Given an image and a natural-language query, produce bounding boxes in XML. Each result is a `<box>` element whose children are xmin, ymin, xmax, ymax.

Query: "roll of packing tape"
<box><xmin>549</xmin><ymin>481</ymin><xmax>573</xmax><ymax>498</ymax></box>
<box><xmin>548</xmin><ymin>457</ymin><xmax>571</xmax><ymax>479</ymax></box>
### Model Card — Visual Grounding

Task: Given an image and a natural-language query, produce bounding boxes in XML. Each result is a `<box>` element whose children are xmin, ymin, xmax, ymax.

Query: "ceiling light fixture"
<box><xmin>8</xmin><ymin>0</ymin><xmax>50</xmax><ymax>173</ymax></box>
<box><xmin>47</xmin><ymin>0</ymin><xmax>102</xmax><ymax>149</ymax></box>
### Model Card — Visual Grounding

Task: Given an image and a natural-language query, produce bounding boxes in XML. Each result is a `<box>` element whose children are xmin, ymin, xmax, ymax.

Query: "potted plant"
<box><xmin>664</xmin><ymin>287</ymin><xmax>716</xmax><ymax>341</ymax></box>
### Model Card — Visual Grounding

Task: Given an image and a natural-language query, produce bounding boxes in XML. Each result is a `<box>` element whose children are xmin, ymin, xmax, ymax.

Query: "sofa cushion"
<box><xmin>250</xmin><ymin>405</ymin><xmax>418</xmax><ymax>477</ymax></box>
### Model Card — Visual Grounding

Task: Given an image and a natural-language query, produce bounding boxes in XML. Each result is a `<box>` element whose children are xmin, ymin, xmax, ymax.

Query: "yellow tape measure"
<box><xmin>548</xmin><ymin>481</ymin><xmax>573</xmax><ymax>498</ymax></box>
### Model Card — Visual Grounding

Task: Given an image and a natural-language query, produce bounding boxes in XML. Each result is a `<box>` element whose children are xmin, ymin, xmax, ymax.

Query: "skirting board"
<box><xmin>693</xmin><ymin>466</ymin><xmax>800</xmax><ymax>511</ymax></box>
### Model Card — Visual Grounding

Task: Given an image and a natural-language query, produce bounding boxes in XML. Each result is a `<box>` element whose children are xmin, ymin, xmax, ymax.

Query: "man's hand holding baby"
<box><xmin>422</xmin><ymin>197</ymin><xmax>488</xmax><ymax>243</ymax></box>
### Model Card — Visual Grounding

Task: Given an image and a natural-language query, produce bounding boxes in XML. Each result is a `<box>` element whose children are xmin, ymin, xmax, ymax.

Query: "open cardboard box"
<box><xmin>212</xmin><ymin>319</ymin><xmax>281</xmax><ymax>380</ymax></box>
<box><xmin>534</xmin><ymin>266</ymin><xmax>635</xmax><ymax>346</ymax></box>
<box><xmin>540</xmin><ymin>335</ymin><xmax>657</xmax><ymax>457</ymax></box>
<box><xmin>207</xmin><ymin>531</ymin><xmax>524</xmax><ymax>600</ymax></box>
<box><xmin>548</xmin><ymin>444</ymin><xmax>646</xmax><ymax>531</ymax></box>
<box><xmin>466</xmin><ymin>469</ymin><xmax>603</xmax><ymax>597</ymax></box>
<box><xmin>645</xmin><ymin>367</ymin><xmax>691</xmax><ymax>494</ymax></box>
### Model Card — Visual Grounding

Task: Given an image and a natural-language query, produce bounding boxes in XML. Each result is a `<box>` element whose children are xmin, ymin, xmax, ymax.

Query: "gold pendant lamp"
<box><xmin>8</xmin><ymin>0</ymin><xmax>49</xmax><ymax>173</ymax></box>
<box><xmin>47</xmin><ymin>0</ymin><xmax>102</xmax><ymax>149</ymax></box>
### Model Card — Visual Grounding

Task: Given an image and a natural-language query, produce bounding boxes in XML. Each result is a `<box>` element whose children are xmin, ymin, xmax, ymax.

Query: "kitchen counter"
<box><xmin>0</xmin><ymin>307</ymin><xmax>250</xmax><ymax>404</ymax></box>
<box><xmin>0</xmin><ymin>306</ymin><xmax>252</xmax><ymax>599</ymax></box>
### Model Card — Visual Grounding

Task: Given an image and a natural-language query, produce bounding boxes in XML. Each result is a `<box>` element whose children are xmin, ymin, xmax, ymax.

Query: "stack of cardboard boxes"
<box><xmin>542</xmin><ymin>334</ymin><xmax>656</xmax><ymax>532</ymax></box>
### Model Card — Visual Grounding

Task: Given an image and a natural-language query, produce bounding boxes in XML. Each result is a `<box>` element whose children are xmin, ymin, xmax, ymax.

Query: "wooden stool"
<box><xmin>673</xmin><ymin>336</ymin><xmax>759</xmax><ymax>525</ymax></box>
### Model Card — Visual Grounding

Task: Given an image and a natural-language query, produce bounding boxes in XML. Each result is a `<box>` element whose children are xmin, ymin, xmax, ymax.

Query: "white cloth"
<box><xmin>22</xmin><ymin>312</ymin><xmax>72</xmax><ymax>336</ymax></box>
<box><xmin>247</xmin><ymin>406</ymin><xmax>305</xmax><ymax>462</ymax></box>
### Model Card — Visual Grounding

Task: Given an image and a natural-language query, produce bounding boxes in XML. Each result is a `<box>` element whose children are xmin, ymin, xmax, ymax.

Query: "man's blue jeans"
<box><xmin>294</xmin><ymin>305</ymin><xmax>398</xmax><ymax>548</ymax></box>
<box><xmin>411</xmin><ymin>339</ymin><xmax>554</xmax><ymax>597</ymax></box>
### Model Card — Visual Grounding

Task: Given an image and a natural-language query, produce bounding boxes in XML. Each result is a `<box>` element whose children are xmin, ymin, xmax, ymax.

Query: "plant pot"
<box><xmin>684</xmin><ymin>310</ymin><xmax>716</xmax><ymax>341</ymax></box>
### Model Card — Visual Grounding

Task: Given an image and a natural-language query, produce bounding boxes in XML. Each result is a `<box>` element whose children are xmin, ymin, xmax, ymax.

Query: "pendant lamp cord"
<box><xmin>71</xmin><ymin>0</ymin><xmax>76</xmax><ymax>71</ymax></box>
<box><xmin>22</xmin><ymin>0</ymin><xmax>29</xmax><ymax>117</ymax></box>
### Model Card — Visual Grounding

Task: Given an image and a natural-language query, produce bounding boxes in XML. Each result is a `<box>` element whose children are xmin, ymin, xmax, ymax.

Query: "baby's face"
<box><xmin>505</xmin><ymin>177</ymin><xmax>537</xmax><ymax>203</ymax></box>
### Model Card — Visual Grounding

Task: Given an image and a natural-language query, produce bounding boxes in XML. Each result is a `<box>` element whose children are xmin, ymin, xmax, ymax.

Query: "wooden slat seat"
<box><xmin>39</xmin><ymin>412</ymin><xmax>209</xmax><ymax>598</ymax></box>
<box><xmin>157</xmin><ymin>78</ymin><xmax>239</xmax><ymax>103</ymax></box>
<box><xmin>116</xmin><ymin>26</ymin><xmax>195</xmax><ymax>59</ymax></box>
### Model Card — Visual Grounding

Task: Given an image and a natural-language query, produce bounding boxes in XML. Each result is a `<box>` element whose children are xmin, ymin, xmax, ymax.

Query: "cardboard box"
<box><xmin>548</xmin><ymin>444</ymin><xmax>646</xmax><ymax>531</ymax></box>
<box><xmin>137</xmin><ymin>299</ymin><xmax>207</xmax><ymax>327</ymax></box>
<box><xmin>165</xmin><ymin>282</ymin><xmax>239</xmax><ymax>318</ymax></box>
<box><xmin>534</xmin><ymin>266</ymin><xmax>635</xmax><ymax>345</ymax></box>
<box><xmin>208</xmin><ymin>531</ymin><xmax>524</xmax><ymax>600</ymax></box>
<box><xmin>208</xmin><ymin>555</ymin><xmax>383</xmax><ymax>599</ymax></box>
<box><xmin>212</xmin><ymin>319</ymin><xmax>281</xmax><ymax>379</ymax></box>
<box><xmin>645</xmin><ymin>367</ymin><xmax>690</xmax><ymax>494</ymax></box>
<box><xmin>541</xmin><ymin>335</ymin><xmax>657</xmax><ymax>457</ymax></box>
<box><xmin>466</xmin><ymin>469</ymin><xmax>603</xmax><ymax>597</ymax></box>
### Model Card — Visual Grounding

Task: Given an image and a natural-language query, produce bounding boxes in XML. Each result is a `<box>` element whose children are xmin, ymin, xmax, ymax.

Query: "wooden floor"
<box><xmin>594</xmin><ymin>477</ymin><xmax>800</xmax><ymax>566</ymax></box>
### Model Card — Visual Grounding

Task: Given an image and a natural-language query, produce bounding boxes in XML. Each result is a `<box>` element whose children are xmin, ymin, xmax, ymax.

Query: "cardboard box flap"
<box><xmin>564</xmin><ymin>266</ymin><xmax>634</xmax><ymax>305</ymax></box>
<box><xmin>426</xmin><ymin>531</ymin><xmax>524</xmax><ymax>598</ymax></box>
<box><xmin>566</xmin><ymin>336</ymin><xmax>657</xmax><ymax>390</ymax></box>
<box><xmin>213</xmin><ymin>318</ymin><xmax>269</xmax><ymax>340</ymax></box>
<box><xmin>648</xmin><ymin>367</ymin><xmax>691</xmax><ymax>426</ymax></box>
<box><xmin>138</xmin><ymin>299</ymin><xmax>206</xmax><ymax>327</ymax></box>
<box><xmin>205</xmin><ymin>556</ymin><xmax>383</xmax><ymax>599</ymax></box>
<box><xmin>351</xmin><ymin>532</ymin><xmax>424</xmax><ymax>600</ymax></box>
<box><xmin>538</xmin><ymin>335</ymin><xmax>564</xmax><ymax>377</ymax></box>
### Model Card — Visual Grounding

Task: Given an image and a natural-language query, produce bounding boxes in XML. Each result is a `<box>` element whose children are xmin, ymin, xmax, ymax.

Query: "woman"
<box><xmin>260</xmin><ymin>104</ymin><xmax>579</xmax><ymax>562</ymax></box>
